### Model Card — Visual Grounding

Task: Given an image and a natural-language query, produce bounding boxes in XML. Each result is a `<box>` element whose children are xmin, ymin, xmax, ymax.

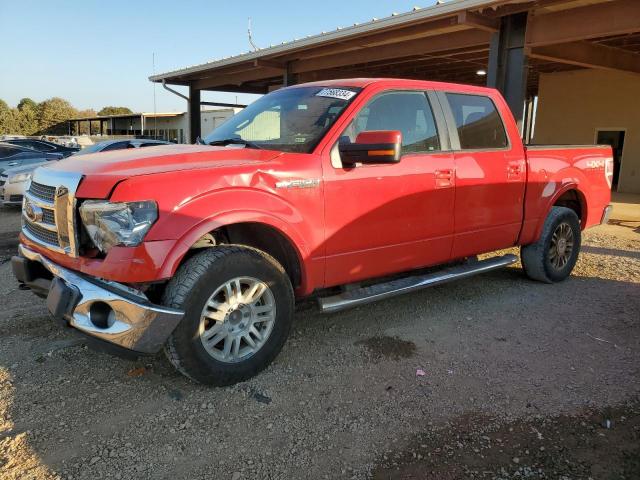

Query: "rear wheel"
<box><xmin>521</xmin><ymin>206</ymin><xmax>581</xmax><ymax>283</ymax></box>
<box><xmin>163</xmin><ymin>246</ymin><xmax>294</xmax><ymax>386</ymax></box>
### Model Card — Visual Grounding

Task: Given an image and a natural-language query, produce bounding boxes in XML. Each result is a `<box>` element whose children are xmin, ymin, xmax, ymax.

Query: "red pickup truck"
<box><xmin>13</xmin><ymin>79</ymin><xmax>612</xmax><ymax>385</ymax></box>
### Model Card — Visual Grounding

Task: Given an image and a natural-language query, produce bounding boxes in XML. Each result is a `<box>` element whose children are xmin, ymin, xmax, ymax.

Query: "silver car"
<box><xmin>0</xmin><ymin>162</ymin><xmax>47</xmax><ymax>206</ymax></box>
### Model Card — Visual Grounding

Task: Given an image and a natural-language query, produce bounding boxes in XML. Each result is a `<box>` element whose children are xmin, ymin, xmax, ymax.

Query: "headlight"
<box><xmin>79</xmin><ymin>200</ymin><xmax>158</xmax><ymax>253</ymax></box>
<box><xmin>9</xmin><ymin>172</ymin><xmax>32</xmax><ymax>184</ymax></box>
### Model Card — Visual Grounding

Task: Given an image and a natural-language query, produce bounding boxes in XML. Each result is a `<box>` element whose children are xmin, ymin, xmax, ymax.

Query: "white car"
<box><xmin>0</xmin><ymin>162</ymin><xmax>46</xmax><ymax>206</ymax></box>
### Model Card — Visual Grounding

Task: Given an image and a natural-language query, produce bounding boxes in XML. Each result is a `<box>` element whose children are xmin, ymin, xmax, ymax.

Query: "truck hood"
<box><xmin>43</xmin><ymin>144</ymin><xmax>283</xmax><ymax>197</ymax></box>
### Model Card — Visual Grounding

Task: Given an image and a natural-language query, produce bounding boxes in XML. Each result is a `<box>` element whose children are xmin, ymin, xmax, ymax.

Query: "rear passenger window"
<box><xmin>445</xmin><ymin>93</ymin><xmax>508</xmax><ymax>150</ymax></box>
<box><xmin>343</xmin><ymin>91</ymin><xmax>440</xmax><ymax>154</ymax></box>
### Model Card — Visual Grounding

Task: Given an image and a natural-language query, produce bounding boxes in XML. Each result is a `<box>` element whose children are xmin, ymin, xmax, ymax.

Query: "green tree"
<box><xmin>16</xmin><ymin>97</ymin><xmax>40</xmax><ymax>135</ymax></box>
<box><xmin>37</xmin><ymin>97</ymin><xmax>78</xmax><ymax>134</ymax></box>
<box><xmin>98</xmin><ymin>106</ymin><xmax>133</xmax><ymax>116</ymax></box>
<box><xmin>0</xmin><ymin>99</ymin><xmax>18</xmax><ymax>135</ymax></box>
<box><xmin>17</xmin><ymin>97</ymin><xmax>37</xmax><ymax>112</ymax></box>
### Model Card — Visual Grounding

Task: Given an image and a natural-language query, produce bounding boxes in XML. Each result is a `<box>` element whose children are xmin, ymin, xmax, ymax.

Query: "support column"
<box><xmin>283</xmin><ymin>62</ymin><xmax>296</xmax><ymax>87</ymax></box>
<box><xmin>188</xmin><ymin>84</ymin><xmax>201</xmax><ymax>143</ymax></box>
<box><xmin>487</xmin><ymin>12</ymin><xmax>529</xmax><ymax>134</ymax></box>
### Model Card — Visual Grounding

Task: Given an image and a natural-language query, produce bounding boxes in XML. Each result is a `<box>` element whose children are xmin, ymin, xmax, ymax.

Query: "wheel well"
<box><xmin>214</xmin><ymin>222</ymin><xmax>302</xmax><ymax>288</ymax></box>
<box><xmin>553</xmin><ymin>190</ymin><xmax>585</xmax><ymax>225</ymax></box>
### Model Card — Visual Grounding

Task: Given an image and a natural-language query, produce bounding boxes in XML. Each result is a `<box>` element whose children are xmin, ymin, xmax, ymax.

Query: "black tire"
<box><xmin>520</xmin><ymin>206</ymin><xmax>581</xmax><ymax>283</ymax></box>
<box><xmin>162</xmin><ymin>246</ymin><xmax>294</xmax><ymax>386</ymax></box>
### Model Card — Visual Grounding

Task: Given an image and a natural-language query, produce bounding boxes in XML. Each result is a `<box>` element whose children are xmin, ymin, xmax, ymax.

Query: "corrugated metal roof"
<box><xmin>150</xmin><ymin>0</ymin><xmax>507</xmax><ymax>82</ymax></box>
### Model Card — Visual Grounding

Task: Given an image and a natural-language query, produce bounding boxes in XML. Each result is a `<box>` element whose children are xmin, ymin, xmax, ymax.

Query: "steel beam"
<box><xmin>526</xmin><ymin>0</ymin><xmax>640</xmax><ymax>47</ymax></box>
<box><xmin>528</xmin><ymin>41</ymin><xmax>640</xmax><ymax>75</ymax></box>
<box><xmin>457</xmin><ymin>11</ymin><xmax>500</xmax><ymax>33</ymax></box>
<box><xmin>200</xmin><ymin>101</ymin><xmax>248</xmax><ymax>108</ymax></box>
<box><xmin>487</xmin><ymin>12</ymin><xmax>528</xmax><ymax>133</ymax></box>
<box><xmin>188</xmin><ymin>85</ymin><xmax>201</xmax><ymax>143</ymax></box>
<box><xmin>291</xmin><ymin>29</ymin><xmax>491</xmax><ymax>74</ymax></box>
<box><xmin>193</xmin><ymin>67</ymin><xmax>283</xmax><ymax>90</ymax></box>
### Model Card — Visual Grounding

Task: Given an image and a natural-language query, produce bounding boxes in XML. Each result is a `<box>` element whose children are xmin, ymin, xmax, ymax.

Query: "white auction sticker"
<box><xmin>316</xmin><ymin>88</ymin><xmax>356</xmax><ymax>100</ymax></box>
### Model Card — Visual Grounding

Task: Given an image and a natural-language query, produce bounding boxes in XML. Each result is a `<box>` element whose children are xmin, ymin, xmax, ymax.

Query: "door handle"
<box><xmin>7</xmin><ymin>162</ymin><xmax>18</xmax><ymax>167</ymax></box>
<box><xmin>435</xmin><ymin>169</ymin><xmax>453</xmax><ymax>188</ymax></box>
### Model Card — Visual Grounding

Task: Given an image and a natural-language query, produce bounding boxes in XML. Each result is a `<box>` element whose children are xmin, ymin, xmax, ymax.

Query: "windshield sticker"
<box><xmin>316</xmin><ymin>88</ymin><xmax>356</xmax><ymax>101</ymax></box>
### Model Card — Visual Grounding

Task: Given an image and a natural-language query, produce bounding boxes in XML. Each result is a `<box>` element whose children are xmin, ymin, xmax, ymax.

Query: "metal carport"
<box><xmin>150</xmin><ymin>0</ymin><xmax>640</xmax><ymax>144</ymax></box>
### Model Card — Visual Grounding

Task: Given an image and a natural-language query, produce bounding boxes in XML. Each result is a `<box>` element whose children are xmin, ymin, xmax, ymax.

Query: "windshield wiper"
<box><xmin>207</xmin><ymin>138</ymin><xmax>262</xmax><ymax>150</ymax></box>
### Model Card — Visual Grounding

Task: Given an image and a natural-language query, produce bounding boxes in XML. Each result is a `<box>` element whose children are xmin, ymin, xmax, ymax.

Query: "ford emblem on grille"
<box><xmin>24</xmin><ymin>201</ymin><xmax>43</xmax><ymax>223</ymax></box>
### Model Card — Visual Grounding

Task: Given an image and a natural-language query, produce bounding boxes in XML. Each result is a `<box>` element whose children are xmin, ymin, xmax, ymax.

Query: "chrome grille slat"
<box><xmin>42</xmin><ymin>208</ymin><xmax>55</xmax><ymax>225</ymax></box>
<box><xmin>28</xmin><ymin>181</ymin><xmax>57</xmax><ymax>203</ymax></box>
<box><xmin>24</xmin><ymin>221</ymin><xmax>60</xmax><ymax>247</ymax></box>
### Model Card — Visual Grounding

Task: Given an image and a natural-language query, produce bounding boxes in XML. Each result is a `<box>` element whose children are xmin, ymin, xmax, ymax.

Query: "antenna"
<box><xmin>152</xmin><ymin>52</ymin><xmax>158</xmax><ymax>140</ymax></box>
<box><xmin>248</xmin><ymin>17</ymin><xmax>259</xmax><ymax>51</ymax></box>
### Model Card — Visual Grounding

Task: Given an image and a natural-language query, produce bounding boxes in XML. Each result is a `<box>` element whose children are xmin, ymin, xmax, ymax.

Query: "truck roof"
<box><xmin>288</xmin><ymin>77</ymin><xmax>499</xmax><ymax>95</ymax></box>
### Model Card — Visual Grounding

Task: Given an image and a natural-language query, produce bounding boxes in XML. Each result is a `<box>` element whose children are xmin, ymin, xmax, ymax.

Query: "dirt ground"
<box><xmin>0</xmin><ymin>206</ymin><xmax>638</xmax><ymax>480</ymax></box>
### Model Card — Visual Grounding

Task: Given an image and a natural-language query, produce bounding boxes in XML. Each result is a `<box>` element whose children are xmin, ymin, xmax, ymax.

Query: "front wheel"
<box><xmin>163</xmin><ymin>246</ymin><xmax>294</xmax><ymax>386</ymax></box>
<box><xmin>521</xmin><ymin>206</ymin><xmax>581</xmax><ymax>283</ymax></box>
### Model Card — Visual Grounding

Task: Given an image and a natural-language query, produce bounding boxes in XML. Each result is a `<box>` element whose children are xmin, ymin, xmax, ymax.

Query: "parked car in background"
<box><xmin>73</xmin><ymin>138</ymin><xmax>173</xmax><ymax>155</ymax></box>
<box><xmin>55</xmin><ymin>136</ymin><xmax>81</xmax><ymax>148</ymax></box>
<box><xmin>0</xmin><ymin>135</ymin><xmax>26</xmax><ymax>141</ymax></box>
<box><xmin>0</xmin><ymin>142</ymin><xmax>62</xmax><ymax>174</ymax></box>
<box><xmin>4</xmin><ymin>138</ymin><xmax>80</xmax><ymax>158</ymax></box>
<box><xmin>0</xmin><ymin>162</ymin><xmax>46</xmax><ymax>206</ymax></box>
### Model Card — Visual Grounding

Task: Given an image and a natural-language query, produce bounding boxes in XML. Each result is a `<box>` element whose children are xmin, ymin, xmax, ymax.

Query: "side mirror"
<box><xmin>339</xmin><ymin>130</ymin><xmax>402</xmax><ymax>165</ymax></box>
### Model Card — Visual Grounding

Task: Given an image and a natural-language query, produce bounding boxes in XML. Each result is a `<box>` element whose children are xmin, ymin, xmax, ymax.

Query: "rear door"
<box><xmin>322</xmin><ymin>88</ymin><xmax>455</xmax><ymax>287</ymax></box>
<box><xmin>438</xmin><ymin>91</ymin><xmax>526</xmax><ymax>258</ymax></box>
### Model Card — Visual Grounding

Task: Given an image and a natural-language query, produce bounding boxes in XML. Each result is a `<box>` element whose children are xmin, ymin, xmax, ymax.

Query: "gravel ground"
<box><xmin>0</xmin><ymin>207</ymin><xmax>638</xmax><ymax>480</ymax></box>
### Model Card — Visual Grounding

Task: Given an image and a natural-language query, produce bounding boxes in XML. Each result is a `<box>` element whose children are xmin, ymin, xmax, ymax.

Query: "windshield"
<box><xmin>74</xmin><ymin>142</ymin><xmax>112</xmax><ymax>155</ymax></box>
<box><xmin>203</xmin><ymin>86</ymin><xmax>361</xmax><ymax>153</ymax></box>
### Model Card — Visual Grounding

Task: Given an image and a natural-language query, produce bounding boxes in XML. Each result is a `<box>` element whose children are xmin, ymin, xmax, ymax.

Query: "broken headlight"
<box><xmin>79</xmin><ymin>200</ymin><xmax>158</xmax><ymax>253</ymax></box>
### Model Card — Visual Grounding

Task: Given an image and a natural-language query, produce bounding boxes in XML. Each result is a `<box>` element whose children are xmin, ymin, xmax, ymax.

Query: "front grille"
<box><xmin>9</xmin><ymin>195</ymin><xmax>23</xmax><ymax>202</ymax></box>
<box><xmin>22</xmin><ymin>171</ymin><xmax>81</xmax><ymax>256</ymax></box>
<box><xmin>24</xmin><ymin>221</ymin><xmax>60</xmax><ymax>247</ymax></box>
<box><xmin>29</xmin><ymin>182</ymin><xmax>57</xmax><ymax>203</ymax></box>
<box><xmin>42</xmin><ymin>208</ymin><xmax>55</xmax><ymax>225</ymax></box>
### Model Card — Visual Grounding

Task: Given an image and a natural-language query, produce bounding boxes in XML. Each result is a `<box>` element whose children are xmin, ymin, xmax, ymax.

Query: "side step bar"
<box><xmin>318</xmin><ymin>254</ymin><xmax>518</xmax><ymax>314</ymax></box>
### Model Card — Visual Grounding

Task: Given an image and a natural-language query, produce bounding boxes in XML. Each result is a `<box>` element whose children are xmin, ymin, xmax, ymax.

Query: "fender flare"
<box><xmin>532</xmin><ymin>182</ymin><xmax>588</xmax><ymax>241</ymax></box>
<box><xmin>157</xmin><ymin>210</ymin><xmax>310</xmax><ymax>289</ymax></box>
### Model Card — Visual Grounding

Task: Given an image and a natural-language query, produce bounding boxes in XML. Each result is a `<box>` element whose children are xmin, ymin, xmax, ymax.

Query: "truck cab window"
<box><xmin>445</xmin><ymin>93</ymin><xmax>508</xmax><ymax>150</ymax></box>
<box><xmin>343</xmin><ymin>91</ymin><xmax>440</xmax><ymax>154</ymax></box>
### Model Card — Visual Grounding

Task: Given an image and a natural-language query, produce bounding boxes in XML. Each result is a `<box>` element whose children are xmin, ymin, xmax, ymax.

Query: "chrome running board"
<box><xmin>318</xmin><ymin>254</ymin><xmax>518</xmax><ymax>314</ymax></box>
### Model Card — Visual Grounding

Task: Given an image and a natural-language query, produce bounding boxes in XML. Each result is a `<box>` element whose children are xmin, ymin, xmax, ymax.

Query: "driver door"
<box><xmin>322</xmin><ymin>89</ymin><xmax>455</xmax><ymax>287</ymax></box>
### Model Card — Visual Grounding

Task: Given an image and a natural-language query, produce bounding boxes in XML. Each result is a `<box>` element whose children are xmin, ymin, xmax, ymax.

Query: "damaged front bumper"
<box><xmin>12</xmin><ymin>244</ymin><xmax>183</xmax><ymax>354</ymax></box>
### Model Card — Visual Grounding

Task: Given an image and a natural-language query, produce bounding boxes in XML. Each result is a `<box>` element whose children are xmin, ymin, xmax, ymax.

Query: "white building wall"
<box><xmin>200</xmin><ymin>109</ymin><xmax>237</xmax><ymax>138</ymax></box>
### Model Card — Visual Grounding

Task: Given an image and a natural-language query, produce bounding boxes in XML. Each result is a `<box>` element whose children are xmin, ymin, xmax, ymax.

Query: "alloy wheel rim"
<box><xmin>198</xmin><ymin>276</ymin><xmax>276</xmax><ymax>363</ymax></box>
<box><xmin>548</xmin><ymin>222</ymin><xmax>574</xmax><ymax>270</ymax></box>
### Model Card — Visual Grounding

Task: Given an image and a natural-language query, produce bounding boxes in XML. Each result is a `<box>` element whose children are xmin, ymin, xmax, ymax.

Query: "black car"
<box><xmin>74</xmin><ymin>139</ymin><xmax>174</xmax><ymax>156</ymax></box>
<box><xmin>0</xmin><ymin>142</ymin><xmax>63</xmax><ymax>174</ymax></box>
<box><xmin>4</xmin><ymin>138</ymin><xmax>80</xmax><ymax>158</ymax></box>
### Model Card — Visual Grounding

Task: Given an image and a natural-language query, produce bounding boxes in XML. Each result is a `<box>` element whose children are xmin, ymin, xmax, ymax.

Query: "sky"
<box><xmin>0</xmin><ymin>0</ymin><xmax>438</xmax><ymax>113</ymax></box>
